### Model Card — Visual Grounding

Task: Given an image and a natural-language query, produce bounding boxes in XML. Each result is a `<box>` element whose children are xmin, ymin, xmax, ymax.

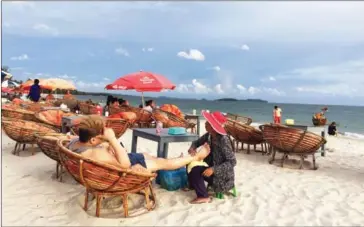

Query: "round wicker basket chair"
<box><xmin>36</xmin><ymin>132</ymin><xmax>68</xmax><ymax>180</ymax></box>
<box><xmin>226</xmin><ymin>113</ymin><xmax>253</xmax><ymax>126</ymax></box>
<box><xmin>70</xmin><ymin>118</ymin><xmax>130</xmax><ymax>139</ymax></box>
<box><xmin>79</xmin><ymin>102</ymin><xmax>99</xmax><ymax>115</ymax></box>
<box><xmin>259</xmin><ymin>124</ymin><xmax>326</xmax><ymax>170</ymax></box>
<box><xmin>35</xmin><ymin>109</ymin><xmax>75</xmax><ymax>130</ymax></box>
<box><xmin>224</xmin><ymin>119</ymin><xmax>267</xmax><ymax>154</ymax></box>
<box><xmin>128</xmin><ymin>107</ymin><xmax>153</xmax><ymax>128</ymax></box>
<box><xmin>1</xmin><ymin>107</ymin><xmax>40</xmax><ymax>122</ymax></box>
<box><xmin>152</xmin><ymin>109</ymin><xmax>196</xmax><ymax>132</ymax></box>
<box><xmin>312</xmin><ymin>117</ymin><xmax>327</xmax><ymax>126</ymax></box>
<box><xmin>2</xmin><ymin>119</ymin><xmax>58</xmax><ymax>156</ymax></box>
<box><xmin>57</xmin><ymin>139</ymin><xmax>157</xmax><ymax>218</ymax></box>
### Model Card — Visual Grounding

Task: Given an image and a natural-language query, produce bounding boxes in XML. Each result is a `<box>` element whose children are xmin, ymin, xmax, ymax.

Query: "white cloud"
<box><xmin>214</xmin><ymin>84</ymin><xmax>224</xmax><ymax>94</ymax></box>
<box><xmin>177</xmin><ymin>49</ymin><xmax>205</xmax><ymax>61</ymax></box>
<box><xmin>241</xmin><ymin>44</ymin><xmax>250</xmax><ymax>51</ymax></box>
<box><xmin>211</xmin><ymin>66</ymin><xmax>221</xmax><ymax>71</ymax></box>
<box><xmin>33</xmin><ymin>23</ymin><xmax>59</xmax><ymax>36</ymax></box>
<box><xmin>276</xmin><ymin>59</ymin><xmax>364</xmax><ymax>97</ymax></box>
<box><xmin>115</xmin><ymin>47</ymin><xmax>130</xmax><ymax>57</ymax></box>
<box><xmin>10</xmin><ymin>54</ymin><xmax>29</xmax><ymax>61</ymax></box>
<box><xmin>75</xmin><ymin>80</ymin><xmax>107</xmax><ymax>90</ymax></box>
<box><xmin>103</xmin><ymin>77</ymin><xmax>110</xmax><ymax>81</ymax></box>
<box><xmin>142</xmin><ymin>47</ymin><xmax>154</xmax><ymax>52</ymax></box>
<box><xmin>2</xmin><ymin>2</ymin><xmax>364</xmax><ymax>42</ymax></box>
<box><xmin>263</xmin><ymin>87</ymin><xmax>285</xmax><ymax>96</ymax></box>
<box><xmin>247</xmin><ymin>86</ymin><xmax>260</xmax><ymax>95</ymax></box>
<box><xmin>236</xmin><ymin>84</ymin><xmax>246</xmax><ymax>93</ymax></box>
<box><xmin>176</xmin><ymin>84</ymin><xmax>189</xmax><ymax>93</ymax></box>
<box><xmin>260</xmin><ymin>76</ymin><xmax>276</xmax><ymax>82</ymax></box>
<box><xmin>58</xmin><ymin>74</ymin><xmax>76</xmax><ymax>79</ymax></box>
<box><xmin>192</xmin><ymin>79</ymin><xmax>210</xmax><ymax>93</ymax></box>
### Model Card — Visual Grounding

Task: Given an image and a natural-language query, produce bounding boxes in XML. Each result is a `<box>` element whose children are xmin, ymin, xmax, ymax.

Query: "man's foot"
<box><xmin>195</xmin><ymin>143</ymin><xmax>211</xmax><ymax>161</ymax></box>
<box><xmin>189</xmin><ymin>197</ymin><xmax>212</xmax><ymax>204</ymax></box>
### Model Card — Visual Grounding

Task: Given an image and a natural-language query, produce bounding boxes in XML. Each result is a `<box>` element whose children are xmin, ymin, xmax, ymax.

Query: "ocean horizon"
<box><xmin>71</xmin><ymin>94</ymin><xmax>364</xmax><ymax>140</ymax></box>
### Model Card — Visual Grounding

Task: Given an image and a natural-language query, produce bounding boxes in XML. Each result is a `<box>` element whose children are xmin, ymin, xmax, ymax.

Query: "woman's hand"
<box><xmin>202</xmin><ymin>167</ymin><xmax>214</xmax><ymax>177</ymax></box>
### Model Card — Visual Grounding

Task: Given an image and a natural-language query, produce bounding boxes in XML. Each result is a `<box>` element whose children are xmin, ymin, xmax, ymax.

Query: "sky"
<box><xmin>1</xmin><ymin>1</ymin><xmax>364</xmax><ymax>105</ymax></box>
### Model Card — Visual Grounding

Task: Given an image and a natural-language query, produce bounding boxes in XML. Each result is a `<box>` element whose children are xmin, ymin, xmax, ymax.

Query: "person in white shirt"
<box><xmin>273</xmin><ymin>105</ymin><xmax>282</xmax><ymax>124</ymax></box>
<box><xmin>143</xmin><ymin>99</ymin><xmax>156</xmax><ymax>112</ymax></box>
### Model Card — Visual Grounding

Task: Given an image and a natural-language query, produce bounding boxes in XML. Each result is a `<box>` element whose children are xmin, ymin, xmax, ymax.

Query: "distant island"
<box><xmin>215</xmin><ymin>98</ymin><xmax>268</xmax><ymax>103</ymax></box>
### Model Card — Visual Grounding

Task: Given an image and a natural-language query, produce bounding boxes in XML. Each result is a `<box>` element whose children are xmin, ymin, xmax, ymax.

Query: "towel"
<box><xmin>187</xmin><ymin>161</ymin><xmax>209</xmax><ymax>174</ymax></box>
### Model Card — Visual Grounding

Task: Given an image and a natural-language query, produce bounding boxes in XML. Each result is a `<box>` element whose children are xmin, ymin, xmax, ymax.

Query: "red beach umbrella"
<box><xmin>105</xmin><ymin>71</ymin><xmax>176</xmax><ymax>105</ymax></box>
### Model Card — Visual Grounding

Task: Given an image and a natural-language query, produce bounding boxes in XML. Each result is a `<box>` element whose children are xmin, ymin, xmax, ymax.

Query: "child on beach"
<box><xmin>328</xmin><ymin>122</ymin><xmax>337</xmax><ymax>136</ymax></box>
<box><xmin>67</xmin><ymin>115</ymin><xmax>211</xmax><ymax>173</ymax></box>
<box><xmin>273</xmin><ymin>105</ymin><xmax>282</xmax><ymax>124</ymax></box>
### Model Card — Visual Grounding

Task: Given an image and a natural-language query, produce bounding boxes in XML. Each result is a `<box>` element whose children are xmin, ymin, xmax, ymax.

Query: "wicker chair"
<box><xmin>128</xmin><ymin>107</ymin><xmax>153</xmax><ymax>128</ymax></box>
<box><xmin>36</xmin><ymin>133</ymin><xmax>68</xmax><ymax>180</ymax></box>
<box><xmin>1</xmin><ymin>107</ymin><xmax>39</xmax><ymax>122</ymax></box>
<box><xmin>22</xmin><ymin>102</ymin><xmax>54</xmax><ymax>112</ymax></box>
<box><xmin>79</xmin><ymin>102</ymin><xmax>99</xmax><ymax>115</ymax></box>
<box><xmin>70</xmin><ymin>118</ymin><xmax>130</xmax><ymax>139</ymax></box>
<box><xmin>35</xmin><ymin>109</ymin><xmax>75</xmax><ymax>130</ymax></box>
<box><xmin>225</xmin><ymin>119</ymin><xmax>267</xmax><ymax>154</ymax></box>
<box><xmin>152</xmin><ymin>109</ymin><xmax>196</xmax><ymax>132</ymax></box>
<box><xmin>259</xmin><ymin>124</ymin><xmax>326</xmax><ymax>170</ymax></box>
<box><xmin>226</xmin><ymin>113</ymin><xmax>253</xmax><ymax>125</ymax></box>
<box><xmin>2</xmin><ymin>119</ymin><xmax>58</xmax><ymax>156</ymax></box>
<box><xmin>57</xmin><ymin>139</ymin><xmax>157</xmax><ymax>217</ymax></box>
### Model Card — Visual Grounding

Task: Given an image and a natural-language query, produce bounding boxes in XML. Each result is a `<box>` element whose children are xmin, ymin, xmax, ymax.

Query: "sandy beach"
<box><xmin>2</xmin><ymin>120</ymin><xmax>364</xmax><ymax>226</ymax></box>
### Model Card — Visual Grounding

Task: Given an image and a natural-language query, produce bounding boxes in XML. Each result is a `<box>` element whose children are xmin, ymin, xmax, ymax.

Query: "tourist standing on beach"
<box><xmin>273</xmin><ymin>105</ymin><xmax>282</xmax><ymax>124</ymax></box>
<box><xmin>27</xmin><ymin>79</ymin><xmax>41</xmax><ymax>102</ymax></box>
<box><xmin>187</xmin><ymin>111</ymin><xmax>236</xmax><ymax>204</ymax></box>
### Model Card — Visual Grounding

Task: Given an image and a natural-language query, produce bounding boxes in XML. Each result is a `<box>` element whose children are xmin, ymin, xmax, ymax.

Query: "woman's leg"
<box><xmin>188</xmin><ymin>166</ymin><xmax>212</xmax><ymax>204</ymax></box>
<box><xmin>145</xmin><ymin>144</ymin><xmax>210</xmax><ymax>172</ymax></box>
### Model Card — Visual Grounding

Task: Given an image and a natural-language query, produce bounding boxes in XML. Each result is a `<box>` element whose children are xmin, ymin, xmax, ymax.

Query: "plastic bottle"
<box><xmin>156</xmin><ymin>121</ymin><xmax>162</xmax><ymax>134</ymax></box>
<box><xmin>105</xmin><ymin>111</ymin><xmax>109</xmax><ymax>117</ymax></box>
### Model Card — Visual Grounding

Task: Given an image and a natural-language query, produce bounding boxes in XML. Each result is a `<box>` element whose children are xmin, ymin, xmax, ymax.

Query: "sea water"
<box><xmin>75</xmin><ymin>95</ymin><xmax>364</xmax><ymax>140</ymax></box>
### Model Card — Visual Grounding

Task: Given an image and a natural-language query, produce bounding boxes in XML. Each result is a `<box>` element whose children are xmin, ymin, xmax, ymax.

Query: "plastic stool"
<box><xmin>215</xmin><ymin>186</ymin><xmax>237</xmax><ymax>199</ymax></box>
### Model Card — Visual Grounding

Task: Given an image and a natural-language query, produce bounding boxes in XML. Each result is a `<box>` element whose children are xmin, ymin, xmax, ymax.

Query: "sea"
<box><xmin>72</xmin><ymin>95</ymin><xmax>364</xmax><ymax>140</ymax></box>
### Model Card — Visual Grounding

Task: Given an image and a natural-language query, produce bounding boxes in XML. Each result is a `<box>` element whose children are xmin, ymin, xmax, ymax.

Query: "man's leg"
<box><xmin>188</xmin><ymin>166</ymin><xmax>211</xmax><ymax>203</ymax></box>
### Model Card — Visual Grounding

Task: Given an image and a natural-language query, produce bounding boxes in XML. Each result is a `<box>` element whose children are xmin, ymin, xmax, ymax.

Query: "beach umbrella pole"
<box><xmin>141</xmin><ymin>92</ymin><xmax>145</xmax><ymax>107</ymax></box>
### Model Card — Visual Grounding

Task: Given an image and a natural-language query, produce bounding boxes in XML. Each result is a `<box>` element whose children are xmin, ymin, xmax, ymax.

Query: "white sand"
<box><xmin>2</xmin><ymin>120</ymin><xmax>364</xmax><ymax>226</ymax></box>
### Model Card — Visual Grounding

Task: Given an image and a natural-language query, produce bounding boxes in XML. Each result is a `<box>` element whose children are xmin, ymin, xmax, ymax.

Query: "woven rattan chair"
<box><xmin>79</xmin><ymin>102</ymin><xmax>99</xmax><ymax>115</ymax></box>
<box><xmin>57</xmin><ymin>139</ymin><xmax>157</xmax><ymax>217</ymax></box>
<box><xmin>1</xmin><ymin>107</ymin><xmax>39</xmax><ymax>122</ymax></box>
<box><xmin>35</xmin><ymin>109</ymin><xmax>75</xmax><ymax>131</ymax></box>
<box><xmin>36</xmin><ymin>132</ymin><xmax>68</xmax><ymax>180</ymax></box>
<box><xmin>22</xmin><ymin>102</ymin><xmax>55</xmax><ymax>112</ymax></box>
<box><xmin>128</xmin><ymin>107</ymin><xmax>153</xmax><ymax>128</ymax></box>
<box><xmin>259</xmin><ymin>124</ymin><xmax>326</xmax><ymax>170</ymax></box>
<box><xmin>226</xmin><ymin>113</ymin><xmax>252</xmax><ymax>125</ymax></box>
<box><xmin>70</xmin><ymin>118</ymin><xmax>130</xmax><ymax>139</ymax></box>
<box><xmin>152</xmin><ymin>109</ymin><xmax>196</xmax><ymax>132</ymax></box>
<box><xmin>2</xmin><ymin>119</ymin><xmax>58</xmax><ymax>156</ymax></box>
<box><xmin>312</xmin><ymin>117</ymin><xmax>327</xmax><ymax>126</ymax></box>
<box><xmin>225</xmin><ymin>119</ymin><xmax>267</xmax><ymax>154</ymax></box>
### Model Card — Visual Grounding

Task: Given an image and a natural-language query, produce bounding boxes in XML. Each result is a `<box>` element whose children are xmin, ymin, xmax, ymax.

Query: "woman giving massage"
<box><xmin>67</xmin><ymin>115</ymin><xmax>211</xmax><ymax>173</ymax></box>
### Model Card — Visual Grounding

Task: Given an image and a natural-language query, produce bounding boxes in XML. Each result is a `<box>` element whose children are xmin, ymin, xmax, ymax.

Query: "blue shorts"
<box><xmin>128</xmin><ymin>153</ymin><xmax>147</xmax><ymax>168</ymax></box>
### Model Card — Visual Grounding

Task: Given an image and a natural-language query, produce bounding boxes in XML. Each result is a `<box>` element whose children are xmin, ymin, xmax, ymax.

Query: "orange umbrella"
<box><xmin>20</xmin><ymin>79</ymin><xmax>53</xmax><ymax>91</ymax></box>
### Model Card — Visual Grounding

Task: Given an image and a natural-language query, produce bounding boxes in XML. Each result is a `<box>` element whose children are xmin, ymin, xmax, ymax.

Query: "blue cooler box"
<box><xmin>156</xmin><ymin>167</ymin><xmax>188</xmax><ymax>191</ymax></box>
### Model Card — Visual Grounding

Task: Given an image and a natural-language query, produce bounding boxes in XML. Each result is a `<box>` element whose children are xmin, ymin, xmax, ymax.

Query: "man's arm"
<box><xmin>211</xmin><ymin>136</ymin><xmax>236</xmax><ymax>173</ymax></box>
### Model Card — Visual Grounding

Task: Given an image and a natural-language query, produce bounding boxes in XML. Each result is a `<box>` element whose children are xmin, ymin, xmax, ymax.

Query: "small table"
<box><xmin>131</xmin><ymin>128</ymin><xmax>199</xmax><ymax>158</ymax></box>
<box><xmin>184</xmin><ymin>114</ymin><xmax>201</xmax><ymax>135</ymax></box>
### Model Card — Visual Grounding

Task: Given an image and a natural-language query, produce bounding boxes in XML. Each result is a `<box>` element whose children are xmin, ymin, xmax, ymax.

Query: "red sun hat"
<box><xmin>201</xmin><ymin>110</ymin><xmax>227</xmax><ymax>135</ymax></box>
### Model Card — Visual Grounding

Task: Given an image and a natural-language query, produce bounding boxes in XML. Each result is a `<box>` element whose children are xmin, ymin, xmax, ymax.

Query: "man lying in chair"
<box><xmin>186</xmin><ymin>111</ymin><xmax>237</xmax><ymax>204</ymax></box>
<box><xmin>67</xmin><ymin>115</ymin><xmax>211</xmax><ymax>173</ymax></box>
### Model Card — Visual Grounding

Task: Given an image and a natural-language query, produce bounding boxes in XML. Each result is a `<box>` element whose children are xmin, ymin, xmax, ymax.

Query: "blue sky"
<box><xmin>2</xmin><ymin>1</ymin><xmax>364</xmax><ymax>105</ymax></box>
